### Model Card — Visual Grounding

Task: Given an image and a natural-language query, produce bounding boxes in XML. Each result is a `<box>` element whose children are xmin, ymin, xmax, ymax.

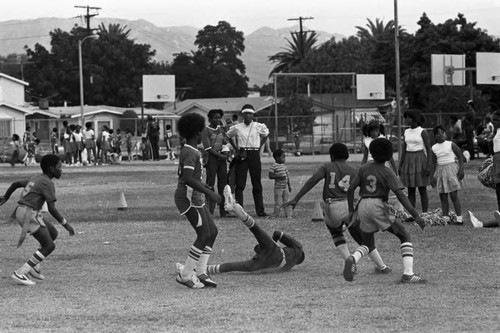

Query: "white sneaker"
<box><xmin>29</xmin><ymin>267</ymin><xmax>45</xmax><ymax>280</ymax></box>
<box><xmin>223</xmin><ymin>185</ymin><xmax>235</xmax><ymax>212</ymax></box>
<box><xmin>176</xmin><ymin>273</ymin><xmax>205</xmax><ymax>289</ymax></box>
<box><xmin>232</xmin><ymin>202</ymin><xmax>248</xmax><ymax>221</ymax></box>
<box><xmin>469</xmin><ymin>211</ymin><xmax>483</xmax><ymax>228</ymax></box>
<box><xmin>12</xmin><ymin>272</ymin><xmax>36</xmax><ymax>286</ymax></box>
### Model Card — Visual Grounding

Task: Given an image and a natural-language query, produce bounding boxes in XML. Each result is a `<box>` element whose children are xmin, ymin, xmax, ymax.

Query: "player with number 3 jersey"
<box><xmin>282</xmin><ymin>143</ymin><xmax>390</xmax><ymax>273</ymax></box>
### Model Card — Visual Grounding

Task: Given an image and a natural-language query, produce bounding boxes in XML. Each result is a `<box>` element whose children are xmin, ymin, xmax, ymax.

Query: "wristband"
<box><xmin>61</xmin><ymin>218</ymin><xmax>67</xmax><ymax>226</ymax></box>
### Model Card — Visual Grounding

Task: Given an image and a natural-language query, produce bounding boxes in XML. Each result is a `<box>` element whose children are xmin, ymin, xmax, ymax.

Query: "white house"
<box><xmin>0</xmin><ymin>73</ymin><xmax>31</xmax><ymax>140</ymax></box>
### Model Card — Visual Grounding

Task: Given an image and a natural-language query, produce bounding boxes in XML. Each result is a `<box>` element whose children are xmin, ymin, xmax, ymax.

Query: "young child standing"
<box><xmin>269</xmin><ymin>149</ymin><xmax>292</xmax><ymax>218</ymax></box>
<box><xmin>429</xmin><ymin>125</ymin><xmax>465</xmax><ymax>225</ymax></box>
<box><xmin>0</xmin><ymin>154</ymin><xmax>75</xmax><ymax>286</ymax></box>
<box><xmin>10</xmin><ymin>134</ymin><xmax>21</xmax><ymax>167</ymax></box>
<box><xmin>344</xmin><ymin>138</ymin><xmax>426</xmax><ymax>284</ymax></box>
<box><xmin>125</xmin><ymin>129</ymin><xmax>133</xmax><ymax>161</ymax></box>
<box><xmin>361</xmin><ymin>120</ymin><xmax>398</xmax><ymax>173</ymax></box>
<box><xmin>50</xmin><ymin>128</ymin><xmax>59</xmax><ymax>155</ymax></box>
<box><xmin>283</xmin><ymin>143</ymin><xmax>390</xmax><ymax>272</ymax></box>
<box><xmin>174</xmin><ymin>113</ymin><xmax>221</xmax><ymax>289</ymax></box>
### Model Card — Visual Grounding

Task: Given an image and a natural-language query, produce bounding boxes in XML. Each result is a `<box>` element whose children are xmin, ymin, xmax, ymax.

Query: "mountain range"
<box><xmin>0</xmin><ymin>17</ymin><xmax>343</xmax><ymax>86</ymax></box>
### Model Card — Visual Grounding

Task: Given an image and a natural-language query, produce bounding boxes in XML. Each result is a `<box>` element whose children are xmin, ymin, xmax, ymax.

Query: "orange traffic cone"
<box><xmin>311</xmin><ymin>201</ymin><xmax>324</xmax><ymax>222</ymax></box>
<box><xmin>118</xmin><ymin>192</ymin><xmax>128</xmax><ymax>210</ymax></box>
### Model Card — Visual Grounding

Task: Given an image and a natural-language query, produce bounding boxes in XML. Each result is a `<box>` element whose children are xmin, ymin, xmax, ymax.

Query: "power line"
<box><xmin>74</xmin><ymin>5</ymin><xmax>101</xmax><ymax>33</ymax></box>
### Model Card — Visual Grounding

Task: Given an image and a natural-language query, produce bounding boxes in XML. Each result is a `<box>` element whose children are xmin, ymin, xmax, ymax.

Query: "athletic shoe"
<box><xmin>401</xmin><ymin>274</ymin><xmax>427</xmax><ymax>284</ymax></box>
<box><xmin>175</xmin><ymin>273</ymin><xmax>205</xmax><ymax>289</ymax></box>
<box><xmin>175</xmin><ymin>262</ymin><xmax>184</xmax><ymax>273</ymax></box>
<box><xmin>469</xmin><ymin>211</ymin><xmax>483</xmax><ymax>228</ymax></box>
<box><xmin>28</xmin><ymin>267</ymin><xmax>45</xmax><ymax>280</ymax></box>
<box><xmin>223</xmin><ymin>185</ymin><xmax>235</xmax><ymax>212</ymax></box>
<box><xmin>12</xmin><ymin>272</ymin><xmax>36</xmax><ymax>286</ymax></box>
<box><xmin>343</xmin><ymin>256</ymin><xmax>356</xmax><ymax>282</ymax></box>
<box><xmin>375</xmin><ymin>266</ymin><xmax>392</xmax><ymax>274</ymax></box>
<box><xmin>197</xmin><ymin>273</ymin><xmax>217</xmax><ymax>288</ymax></box>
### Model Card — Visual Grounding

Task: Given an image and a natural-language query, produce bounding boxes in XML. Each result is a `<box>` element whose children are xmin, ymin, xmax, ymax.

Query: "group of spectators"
<box><xmin>202</xmin><ymin>104</ymin><xmax>271</xmax><ymax>218</ymax></box>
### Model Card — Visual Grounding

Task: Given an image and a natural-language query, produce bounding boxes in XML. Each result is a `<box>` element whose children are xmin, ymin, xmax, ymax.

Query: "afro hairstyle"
<box><xmin>369</xmin><ymin>137</ymin><xmax>393</xmax><ymax>163</ymax></box>
<box><xmin>207</xmin><ymin>109</ymin><xmax>224</xmax><ymax>119</ymax></box>
<box><xmin>329</xmin><ymin>142</ymin><xmax>349</xmax><ymax>160</ymax></box>
<box><xmin>177</xmin><ymin>113</ymin><xmax>205</xmax><ymax>140</ymax></box>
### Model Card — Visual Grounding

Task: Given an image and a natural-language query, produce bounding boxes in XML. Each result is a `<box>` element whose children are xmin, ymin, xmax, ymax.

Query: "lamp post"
<box><xmin>79</xmin><ymin>34</ymin><xmax>99</xmax><ymax>126</ymax></box>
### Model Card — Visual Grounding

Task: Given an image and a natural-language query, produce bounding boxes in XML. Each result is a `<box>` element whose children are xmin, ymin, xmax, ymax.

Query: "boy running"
<box><xmin>0</xmin><ymin>154</ymin><xmax>75</xmax><ymax>286</ymax></box>
<box><xmin>177</xmin><ymin>185</ymin><xmax>304</xmax><ymax>274</ymax></box>
<box><xmin>344</xmin><ymin>138</ymin><xmax>426</xmax><ymax>284</ymax></box>
<box><xmin>283</xmin><ymin>143</ymin><xmax>390</xmax><ymax>273</ymax></box>
<box><xmin>175</xmin><ymin>113</ymin><xmax>221</xmax><ymax>289</ymax></box>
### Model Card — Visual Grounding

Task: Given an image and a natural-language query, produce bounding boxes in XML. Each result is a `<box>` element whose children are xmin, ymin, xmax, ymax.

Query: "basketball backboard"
<box><xmin>476</xmin><ymin>52</ymin><xmax>500</xmax><ymax>85</ymax></box>
<box><xmin>356</xmin><ymin>74</ymin><xmax>385</xmax><ymax>100</ymax></box>
<box><xmin>431</xmin><ymin>54</ymin><xmax>465</xmax><ymax>86</ymax></box>
<box><xmin>142</xmin><ymin>75</ymin><xmax>175</xmax><ymax>102</ymax></box>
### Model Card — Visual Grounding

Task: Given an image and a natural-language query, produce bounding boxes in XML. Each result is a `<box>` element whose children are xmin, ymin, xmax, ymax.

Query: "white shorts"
<box><xmin>358</xmin><ymin>198</ymin><xmax>395</xmax><ymax>233</ymax></box>
<box><xmin>324</xmin><ymin>199</ymin><xmax>349</xmax><ymax>229</ymax></box>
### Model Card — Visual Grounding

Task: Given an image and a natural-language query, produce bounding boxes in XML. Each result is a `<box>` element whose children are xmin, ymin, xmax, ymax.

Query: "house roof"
<box><xmin>27</xmin><ymin>105</ymin><xmax>178</xmax><ymax>119</ymax></box>
<box><xmin>168</xmin><ymin>96</ymin><xmax>276</xmax><ymax>115</ymax></box>
<box><xmin>0</xmin><ymin>101</ymin><xmax>31</xmax><ymax>114</ymax></box>
<box><xmin>0</xmin><ymin>73</ymin><xmax>29</xmax><ymax>86</ymax></box>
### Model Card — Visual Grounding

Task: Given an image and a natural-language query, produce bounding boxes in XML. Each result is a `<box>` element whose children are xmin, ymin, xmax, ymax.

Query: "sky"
<box><xmin>1</xmin><ymin>0</ymin><xmax>500</xmax><ymax>37</ymax></box>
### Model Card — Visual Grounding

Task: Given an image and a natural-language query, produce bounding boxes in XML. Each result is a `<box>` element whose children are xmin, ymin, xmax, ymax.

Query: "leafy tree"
<box><xmin>408</xmin><ymin>13</ymin><xmax>500</xmax><ymax>111</ymax></box>
<box><xmin>172</xmin><ymin>21</ymin><xmax>248</xmax><ymax>99</ymax></box>
<box><xmin>268</xmin><ymin>31</ymin><xmax>318</xmax><ymax>77</ymax></box>
<box><xmin>24</xmin><ymin>24</ymin><xmax>158</xmax><ymax>107</ymax></box>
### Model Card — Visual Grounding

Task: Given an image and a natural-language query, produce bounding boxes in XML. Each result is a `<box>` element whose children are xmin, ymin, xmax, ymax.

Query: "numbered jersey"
<box><xmin>17</xmin><ymin>174</ymin><xmax>56</xmax><ymax>211</ymax></box>
<box><xmin>357</xmin><ymin>162</ymin><xmax>404</xmax><ymax>201</ymax></box>
<box><xmin>306</xmin><ymin>161</ymin><xmax>357</xmax><ymax>200</ymax></box>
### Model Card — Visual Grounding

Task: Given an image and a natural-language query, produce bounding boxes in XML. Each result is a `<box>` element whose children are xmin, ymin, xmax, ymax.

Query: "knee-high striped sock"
<box><xmin>181</xmin><ymin>246</ymin><xmax>202</xmax><ymax>278</ymax></box>
<box><xmin>332</xmin><ymin>234</ymin><xmax>350</xmax><ymax>260</ymax></box>
<box><xmin>196</xmin><ymin>246</ymin><xmax>212</xmax><ymax>275</ymax></box>
<box><xmin>352</xmin><ymin>245</ymin><xmax>369</xmax><ymax>262</ymax></box>
<box><xmin>368</xmin><ymin>248</ymin><xmax>387</xmax><ymax>269</ymax></box>
<box><xmin>17</xmin><ymin>251</ymin><xmax>45</xmax><ymax>275</ymax></box>
<box><xmin>233</xmin><ymin>203</ymin><xmax>254</xmax><ymax>228</ymax></box>
<box><xmin>401</xmin><ymin>242</ymin><xmax>414</xmax><ymax>275</ymax></box>
<box><xmin>207</xmin><ymin>265</ymin><xmax>220</xmax><ymax>275</ymax></box>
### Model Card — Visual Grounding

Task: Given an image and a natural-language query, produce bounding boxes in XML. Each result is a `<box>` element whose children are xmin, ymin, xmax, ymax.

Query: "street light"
<box><xmin>79</xmin><ymin>34</ymin><xmax>99</xmax><ymax>126</ymax></box>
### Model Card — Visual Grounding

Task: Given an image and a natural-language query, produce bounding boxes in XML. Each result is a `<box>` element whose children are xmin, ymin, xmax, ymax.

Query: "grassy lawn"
<box><xmin>0</xmin><ymin>156</ymin><xmax>499</xmax><ymax>332</ymax></box>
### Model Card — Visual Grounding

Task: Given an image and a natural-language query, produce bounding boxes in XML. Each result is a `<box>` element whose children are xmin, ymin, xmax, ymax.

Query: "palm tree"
<box><xmin>268</xmin><ymin>31</ymin><xmax>318</xmax><ymax>76</ymax></box>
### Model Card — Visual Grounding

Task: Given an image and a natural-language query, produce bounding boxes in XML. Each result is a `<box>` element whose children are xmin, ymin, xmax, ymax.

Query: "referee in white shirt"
<box><xmin>226</xmin><ymin>104</ymin><xmax>270</xmax><ymax>217</ymax></box>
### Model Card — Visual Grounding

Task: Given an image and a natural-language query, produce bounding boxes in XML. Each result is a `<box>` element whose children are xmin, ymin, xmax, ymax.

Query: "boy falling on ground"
<box><xmin>178</xmin><ymin>185</ymin><xmax>304</xmax><ymax>274</ymax></box>
<box><xmin>0</xmin><ymin>154</ymin><xmax>75</xmax><ymax>286</ymax></box>
<box><xmin>344</xmin><ymin>138</ymin><xmax>426</xmax><ymax>284</ymax></box>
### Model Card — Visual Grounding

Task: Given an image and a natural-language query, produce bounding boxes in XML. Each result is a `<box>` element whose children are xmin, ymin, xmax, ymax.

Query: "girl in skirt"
<box><xmin>398</xmin><ymin>109</ymin><xmax>432</xmax><ymax>212</ymax></box>
<box><xmin>429</xmin><ymin>125</ymin><xmax>465</xmax><ymax>225</ymax></box>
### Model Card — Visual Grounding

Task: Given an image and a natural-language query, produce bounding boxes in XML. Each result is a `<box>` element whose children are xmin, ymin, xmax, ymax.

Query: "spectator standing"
<box><xmin>63</xmin><ymin>126</ymin><xmax>75</xmax><ymax>166</ymax></box>
<box><xmin>164</xmin><ymin>124</ymin><xmax>176</xmax><ymax>160</ymax></box>
<box><xmin>202</xmin><ymin>109</ymin><xmax>230</xmax><ymax>217</ymax></box>
<box><xmin>125</xmin><ymin>129</ymin><xmax>133</xmax><ymax>161</ymax></box>
<box><xmin>10</xmin><ymin>134</ymin><xmax>21</xmax><ymax>167</ymax></box>
<box><xmin>146</xmin><ymin>115</ymin><xmax>160</xmax><ymax>161</ymax></box>
<box><xmin>398</xmin><ymin>109</ymin><xmax>431</xmax><ymax>212</ymax></box>
<box><xmin>50</xmin><ymin>128</ymin><xmax>59</xmax><ymax>155</ymax></box>
<box><xmin>269</xmin><ymin>149</ymin><xmax>292</xmax><ymax>218</ymax></box>
<box><xmin>83</xmin><ymin>122</ymin><xmax>97</xmax><ymax>165</ymax></box>
<box><xmin>226</xmin><ymin>104</ymin><xmax>270</xmax><ymax>217</ymax></box>
<box><xmin>73</xmin><ymin>126</ymin><xmax>83</xmax><ymax>166</ymax></box>
<box><xmin>100</xmin><ymin>125</ymin><xmax>110</xmax><ymax>165</ymax></box>
<box><xmin>463</xmin><ymin>100</ymin><xmax>477</xmax><ymax>160</ymax></box>
<box><xmin>448</xmin><ymin>115</ymin><xmax>466</xmax><ymax>147</ymax></box>
<box><xmin>292</xmin><ymin>126</ymin><xmax>301</xmax><ymax>156</ymax></box>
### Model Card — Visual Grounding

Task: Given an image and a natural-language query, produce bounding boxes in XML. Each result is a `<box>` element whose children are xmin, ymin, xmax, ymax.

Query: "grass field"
<box><xmin>1</xmin><ymin>156</ymin><xmax>499</xmax><ymax>333</ymax></box>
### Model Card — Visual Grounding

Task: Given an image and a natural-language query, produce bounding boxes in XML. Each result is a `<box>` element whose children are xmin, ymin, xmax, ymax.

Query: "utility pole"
<box><xmin>287</xmin><ymin>16</ymin><xmax>314</xmax><ymax>58</ymax></box>
<box><xmin>75</xmin><ymin>5</ymin><xmax>101</xmax><ymax>34</ymax></box>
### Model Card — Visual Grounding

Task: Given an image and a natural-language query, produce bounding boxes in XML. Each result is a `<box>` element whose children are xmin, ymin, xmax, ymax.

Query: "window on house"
<box><xmin>0</xmin><ymin>120</ymin><xmax>12</xmax><ymax>139</ymax></box>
